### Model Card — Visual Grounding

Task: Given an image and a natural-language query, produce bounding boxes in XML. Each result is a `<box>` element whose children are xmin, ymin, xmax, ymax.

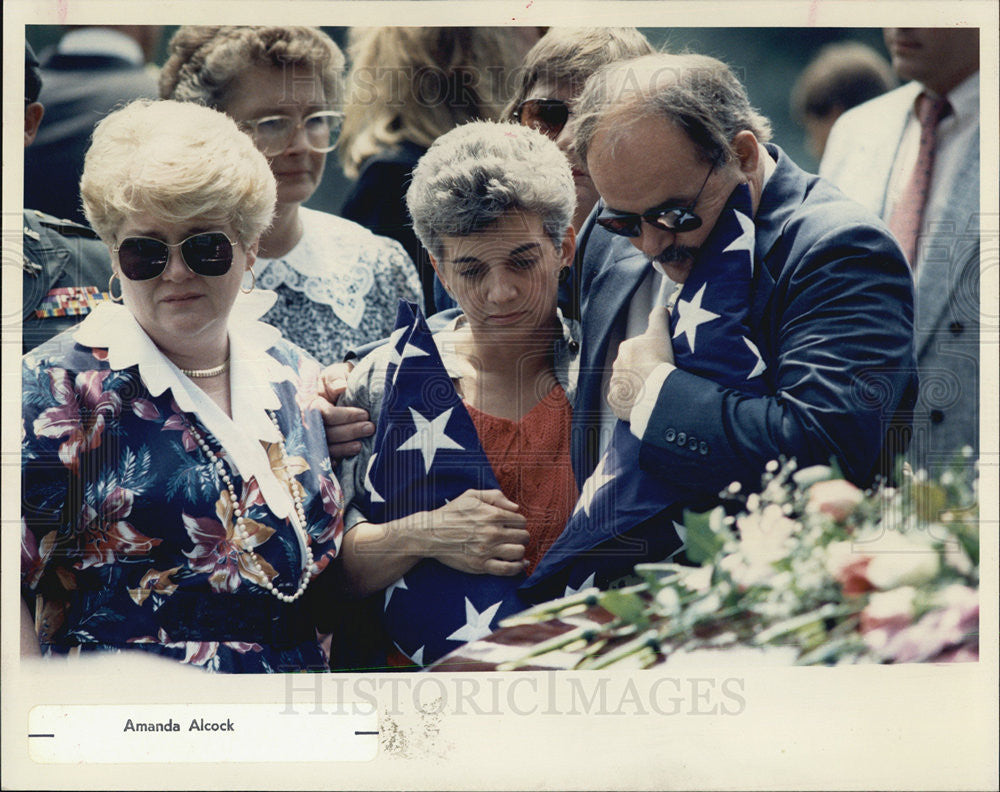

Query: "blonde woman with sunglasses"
<box><xmin>21</xmin><ymin>100</ymin><xmax>346</xmax><ymax>672</ymax></box>
<box><xmin>160</xmin><ymin>26</ymin><xmax>421</xmax><ymax>365</ymax></box>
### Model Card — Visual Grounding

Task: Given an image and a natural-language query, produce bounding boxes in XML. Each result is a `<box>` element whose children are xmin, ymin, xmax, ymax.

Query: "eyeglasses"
<box><xmin>512</xmin><ymin>98</ymin><xmax>572</xmax><ymax>139</ymax></box>
<box><xmin>114</xmin><ymin>232</ymin><xmax>235</xmax><ymax>281</ymax></box>
<box><xmin>596</xmin><ymin>159</ymin><xmax>718</xmax><ymax>238</ymax></box>
<box><xmin>242</xmin><ymin>110</ymin><xmax>345</xmax><ymax>157</ymax></box>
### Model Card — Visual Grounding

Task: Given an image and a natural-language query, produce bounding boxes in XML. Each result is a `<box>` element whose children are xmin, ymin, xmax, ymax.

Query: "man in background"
<box><xmin>21</xmin><ymin>42</ymin><xmax>112</xmax><ymax>354</ymax></box>
<box><xmin>822</xmin><ymin>28</ymin><xmax>981</xmax><ymax>471</ymax></box>
<box><xmin>791</xmin><ymin>41</ymin><xmax>897</xmax><ymax>160</ymax></box>
<box><xmin>23</xmin><ymin>26</ymin><xmax>162</xmax><ymax>224</ymax></box>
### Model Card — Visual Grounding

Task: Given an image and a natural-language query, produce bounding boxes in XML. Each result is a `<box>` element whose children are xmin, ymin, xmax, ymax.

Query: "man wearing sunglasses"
<box><xmin>570</xmin><ymin>52</ymin><xmax>918</xmax><ymax>498</ymax></box>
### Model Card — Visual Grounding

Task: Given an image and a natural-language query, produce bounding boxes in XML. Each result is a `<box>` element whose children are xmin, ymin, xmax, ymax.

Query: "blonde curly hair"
<box><xmin>81</xmin><ymin>99</ymin><xmax>276</xmax><ymax>246</ymax></box>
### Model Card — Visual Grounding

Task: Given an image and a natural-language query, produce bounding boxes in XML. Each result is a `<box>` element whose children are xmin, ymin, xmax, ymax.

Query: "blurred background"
<box><xmin>24</xmin><ymin>25</ymin><xmax>890</xmax><ymax>218</ymax></box>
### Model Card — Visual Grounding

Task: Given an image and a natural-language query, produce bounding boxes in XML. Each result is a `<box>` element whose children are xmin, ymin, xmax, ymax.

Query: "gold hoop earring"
<box><xmin>241</xmin><ymin>265</ymin><xmax>256</xmax><ymax>294</ymax></box>
<box><xmin>108</xmin><ymin>272</ymin><xmax>124</xmax><ymax>303</ymax></box>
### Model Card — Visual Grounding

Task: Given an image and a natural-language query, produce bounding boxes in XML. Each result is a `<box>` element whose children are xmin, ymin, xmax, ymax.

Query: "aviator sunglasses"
<box><xmin>113</xmin><ymin>232</ymin><xmax>236</xmax><ymax>281</ymax></box>
<box><xmin>512</xmin><ymin>98</ymin><xmax>572</xmax><ymax>139</ymax></box>
<box><xmin>596</xmin><ymin>157</ymin><xmax>719</xmax><ymax>238</ymax></box>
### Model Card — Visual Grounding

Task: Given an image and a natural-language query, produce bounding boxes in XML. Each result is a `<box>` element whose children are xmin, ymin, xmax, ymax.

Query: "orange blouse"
<box><xmin>464</xmin><ymin>384</ymin><xmax>579</xmax><ymax>574</ymax></box>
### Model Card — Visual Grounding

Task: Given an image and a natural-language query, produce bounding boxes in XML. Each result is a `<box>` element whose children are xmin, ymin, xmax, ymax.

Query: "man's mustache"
<box><xmin>654</xmin><ymin>245</ymin><xmax>700</xmax><ymax>265</ymax></box>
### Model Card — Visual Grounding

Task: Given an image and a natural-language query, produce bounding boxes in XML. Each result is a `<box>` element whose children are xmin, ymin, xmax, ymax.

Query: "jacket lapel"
<box><xmin>914</xmin><ymin>127</ymin><xmax>980</xmax><ymax>353</ymax></box>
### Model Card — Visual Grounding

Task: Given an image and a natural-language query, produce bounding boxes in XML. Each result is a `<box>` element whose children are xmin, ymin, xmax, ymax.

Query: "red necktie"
<box><xmin>888</xmin><ymin>93</ymin><xmax>952</xmax><ymax>269</ymax></box>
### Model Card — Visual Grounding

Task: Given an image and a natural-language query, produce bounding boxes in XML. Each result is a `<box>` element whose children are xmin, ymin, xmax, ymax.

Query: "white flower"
<box><xmin>865</xmin><ymin>586</ymin><xmax>918</xmax><ymax>622</ymax></box>
<box><xmin>806</xmin><ymin>479</ymin><xmax>864</xmax><ymax>523</ymax></box>
<box><xmin>863</xmin><ymin>532</ymin><xmax>939</xmax><ymax>589</ymax></box>
<box><xmin>738</xmin><ymin>503</ymin><xmax>799</xmax><ymax>566</ymax></box>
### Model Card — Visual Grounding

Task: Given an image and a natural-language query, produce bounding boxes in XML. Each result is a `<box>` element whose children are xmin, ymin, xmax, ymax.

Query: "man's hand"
<box><xmin>608</xmin><ymin>305</ymin><xmax>675</xmax><ymax>422</ymax></box>
<box><xmin>312</xmin><ymin>361</ymin><xmax>375</xmax><ymax>461</ymax></box>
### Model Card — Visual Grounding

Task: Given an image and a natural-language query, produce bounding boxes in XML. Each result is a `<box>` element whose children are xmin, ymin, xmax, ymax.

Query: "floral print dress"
<box><xmin>21</xmin><ymin>303</ymin><xmax>345</xmax><ymax>673</ymax></box>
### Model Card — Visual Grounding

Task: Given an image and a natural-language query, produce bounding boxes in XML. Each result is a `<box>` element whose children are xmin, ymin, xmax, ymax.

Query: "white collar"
<box><xmin>941</xmin><ymin>71</ymin><xmax>979</xmax><ymax>121</ymax></box>
<box><xmin>73</xmin><ymin>291</ymin><xmax>302</xmax><ymax>519</ymax></box>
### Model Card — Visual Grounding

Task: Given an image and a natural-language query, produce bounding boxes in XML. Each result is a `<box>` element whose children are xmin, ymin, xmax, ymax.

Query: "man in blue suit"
<box><xmin>569</xmin><ymin>53</ymin><xmax>917</xmax><ymax>496</ymax></box>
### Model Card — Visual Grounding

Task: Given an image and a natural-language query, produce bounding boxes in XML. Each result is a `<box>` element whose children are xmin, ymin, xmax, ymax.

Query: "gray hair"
<box><xmin>574</xmin><ymin>52</ymin><xmax>773</xmax><ymax>167</ymax></box>
<box><xmin>406</xmin><ymin>120</ymin><xmax>575</xmax><ymax>262</ymax></box>
<box><xmin>159</xmin><ymin>26</ymin><xmax>345</xmax><ymax>110</ymax></box>
<box><xmin>81</xmin><ymin>99</ymin><xmax>276</xmax><ymax>246</ymax></box>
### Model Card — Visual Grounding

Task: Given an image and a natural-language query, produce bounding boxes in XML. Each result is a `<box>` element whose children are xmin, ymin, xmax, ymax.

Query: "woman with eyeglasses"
<box><xmin>20</xmin><ymin>100</ymin><xmax>345</xmax><ymax>672</ymax></box>
<box><xmin>159</xmin><ymin>26</ymin><xmax>421</xmax><ymax>365</ymax></box>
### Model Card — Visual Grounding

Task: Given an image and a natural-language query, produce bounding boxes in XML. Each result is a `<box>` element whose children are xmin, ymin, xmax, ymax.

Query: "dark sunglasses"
<box><xmin>512</xmin><ymin>98</ymin><xmax>571</xmax><ymax>139</ymax></box>
<box><xmin>114</xmin><ymin>231</ymin><xmax>235</xmax><ymax>281</ymax></box>
<box><xmin>596</xmin><ymin>158</ymin><xmax>718</xmax><ymax>238</ymax></box>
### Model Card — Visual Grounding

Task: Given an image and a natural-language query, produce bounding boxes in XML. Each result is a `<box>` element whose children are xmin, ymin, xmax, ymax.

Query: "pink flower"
<box><xmin>806</xmin><ymin>479</ymin><xmax>864</xmax><ymax>523</ymax></box>
<box><xmin>75</xmin><ymin>486</ymin><xmax>161</xmax><ymax>569</ymax></box>
<box><xmin>826</xmin><ymin>543</ymin><xmax>875</xmax><ymax>596</ymax></box>
<box><xmin>313</xmin><ymin>475</ymin><xmax>345</xmax><ymax>545</ymax></box>
<box><xmin>860</xmin><ymin>587</ymin><xmax>917</xmax><ymax>637</ymax></box>
<box><xmin>163</xmin><ymin>401</ymin><xmax>199</xmax><ymax>453</ymax></box>
<box><xmin>33</xmin><ymin>368</ymin><xmax>122</xmax><ymax>471</ymax></box>
<box><xmin>182</xmin><ymin>490</ymin><xmax>275</xmax><ymax>593</ymax></box>
<box><xmin>129</xmin><ymin>629</ymin><xmax>262</xmax><ymax>667</ymax></box>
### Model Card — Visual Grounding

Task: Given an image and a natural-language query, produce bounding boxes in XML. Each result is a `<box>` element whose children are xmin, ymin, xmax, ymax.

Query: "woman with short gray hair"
<box><xmin>336</xmin><ymin>121</ymin><xmax>581</xmax><ymax>667</ymax></box>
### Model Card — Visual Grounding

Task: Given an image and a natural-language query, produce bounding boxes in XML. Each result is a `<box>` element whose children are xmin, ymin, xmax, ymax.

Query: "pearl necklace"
<box><xmin>186</xmin><ymin>411</ymin><xmax>315</xmax><ymax>603</ymax></box>
<box><xmin>181</xmin><ymin>359</ymin><xmax>230</xmax><ymax>378</ymax></box>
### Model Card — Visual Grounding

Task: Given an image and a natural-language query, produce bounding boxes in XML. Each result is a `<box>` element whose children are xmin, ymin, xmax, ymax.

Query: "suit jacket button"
<box><xmin>699</xmin><ymin>441</ymin><xmax>709</xmax><ymax>455</ymax></box>
<box><xmin>664</xmin><ymin>428</ymin><xmax>676</xmax><ymax>442</ymax></box>
<box><xmin>948</xmin><ymin>321</ymin><xmax>964</xmax><ymax>335</ymax></box>
<box><xmin>568</xmin><ymin>340</ymin><xmax>580</xmax><ymax>353</ymax></box>
<box><xmin>930</xmin><ymin>409</ymin><xmax>945</xmax><ymax>424</ymax></box>
<box><xmin>688</xmin><ymin>437</ymin><xmax>698</xmax><ymax>451</ymax></box>
<box><xmin>676</xmin><ymin>431</ymin><xmax>687</xmax><ymax>446</ymax></box>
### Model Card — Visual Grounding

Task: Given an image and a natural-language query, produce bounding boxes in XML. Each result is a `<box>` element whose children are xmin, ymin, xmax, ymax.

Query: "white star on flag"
<box><xmin>364</xmin><ymin>452</ymin><xmax>384</xmax><ymax>503</ymax></box>
<box><xmin>672</xmin><ymin>282</ymin><xmax>720</xmax><ymax>353</ymax></box>
<box><xmin>446</xmin><ymin>597</ymin><xmax>503</xmax><ymax>642</ymax></box>
<box><xmin>390</xmin><ymin>342</ymin><xmax>431</xmax><ymax>384</ymax></box>
<box><xmin>396</xmin><ymin>406</ymin><xmax>465</xmax><ymax>474</ymax></box>
<box><xmin>743</xmin><ymin>337</ymin><xmax>767</xmax><ymax>378</ymax></box>
<box><xmin>574</xmin><ymin>454</ymin><xmax>615</xmax><ymax>518</ymax></box>
<box><xmin>564</xmin><ymin>572</ymin><xmax>597</xmax><ymax>597</ymax></box>
<box><xmin>394</xmin><ymin>641</ymin><xmax>425</xmax><ymax>667</ymax></box>
<box><xmin>722</xmin><ymin>210</ymin><xmax>756</xmax><ymax>276</ymax></box>
<box><xmin>384</xmin><ymin>326</ymin><xmax>409</xmax><ymax>364</ymax></box>
<box><xmin>384</xmin><ymin>576</ymin><xmax>408</xmax><ymax>610</ymax></box>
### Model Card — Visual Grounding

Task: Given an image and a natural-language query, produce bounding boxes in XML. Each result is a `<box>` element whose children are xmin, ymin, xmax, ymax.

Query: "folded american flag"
<box><xmin>524</xmin><ymin>183</ymin><xmax>769</xmax><ymax>597</ymax></box>
<box><xmin>362</xmin><ymin>184</ymin><xmax>767</xmax><ymax>664</ymax></box>
<box><xmin>360</xmin><ymin>302</ymin><xmax>530</xmax><ymax>667</ymax></box>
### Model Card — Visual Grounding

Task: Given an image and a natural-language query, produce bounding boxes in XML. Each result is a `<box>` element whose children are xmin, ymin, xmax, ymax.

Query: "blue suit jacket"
<box><xmin>573</xmin><ymin>144</ymin><xmax>918</xmax><ymax>495</ymax></box>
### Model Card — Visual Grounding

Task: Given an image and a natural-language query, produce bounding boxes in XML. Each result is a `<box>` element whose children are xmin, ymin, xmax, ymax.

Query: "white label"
<box><xmin>27</xmin><ymin>704</ymin><xmax>378</xmax><ymax>763</ymax></box>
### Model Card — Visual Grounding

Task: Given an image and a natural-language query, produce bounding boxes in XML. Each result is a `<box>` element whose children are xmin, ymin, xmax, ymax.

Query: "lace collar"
<box><xmin>253</xmin><ymin>207</ymin><xmax>389</xmax><ymax>328</ymax></box>
<box><xmin>73</xmin><ymin>291</ymin><xmax>301</xmax><ymax>519</ymax></box>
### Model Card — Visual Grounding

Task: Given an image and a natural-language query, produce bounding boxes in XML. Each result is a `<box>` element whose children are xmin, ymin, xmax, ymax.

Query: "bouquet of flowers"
<box><xmin>494</xmin><ymin>455</ymin><xmax>979</xmax><ymax>669</ymax></box>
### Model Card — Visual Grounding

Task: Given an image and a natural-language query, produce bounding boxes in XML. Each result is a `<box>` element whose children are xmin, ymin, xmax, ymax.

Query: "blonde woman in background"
<box><xmin>160</xmin><ymin>26</ymin><xmax>421</xmax><ymax>365</ymax></box>
<box><xmin>338</xmin><ymin>27</ymin><xmax>542</xmax><ymax>313</ymax></box>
